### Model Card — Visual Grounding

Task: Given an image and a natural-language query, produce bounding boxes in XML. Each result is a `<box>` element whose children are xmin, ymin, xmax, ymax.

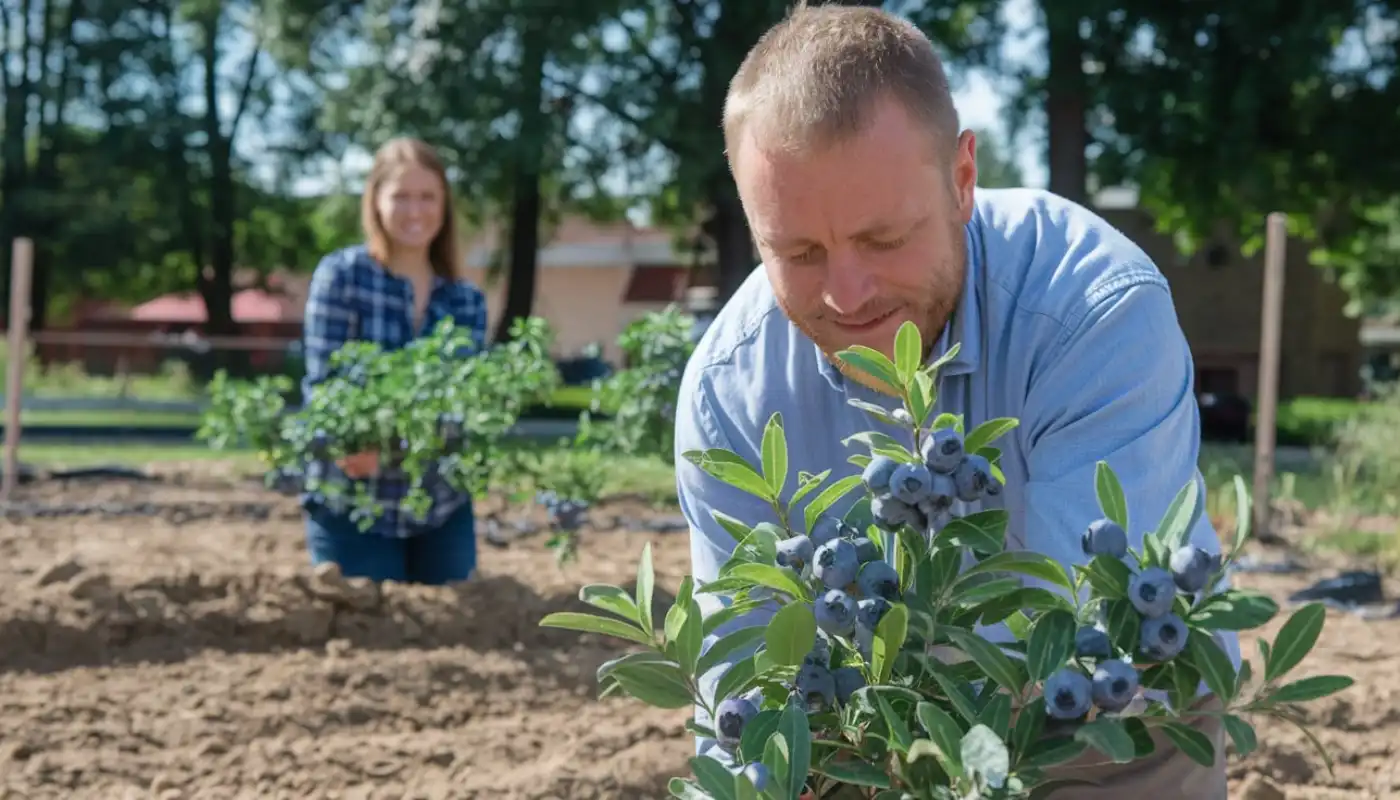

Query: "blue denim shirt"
<box><xmin>675</xmin><ymin>188</ymin><xmax>1241</xmax><ymax>756</ymax></box>
<box><xmin>300</xmin><ymin>244</ymin><xmax>488</xmax><ymax>538</ymax></box>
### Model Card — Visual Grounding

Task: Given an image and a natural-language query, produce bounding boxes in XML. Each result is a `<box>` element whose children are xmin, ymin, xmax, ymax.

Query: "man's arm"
<box><xmin>675</xmin><ymin>368</ymin><xmax>787</xmax><ymax>761</ymax></box>
<box><xmin>1017</xmin><ymin>280</ymin><xmax>1241</xmax><ymax>668</ymax></box>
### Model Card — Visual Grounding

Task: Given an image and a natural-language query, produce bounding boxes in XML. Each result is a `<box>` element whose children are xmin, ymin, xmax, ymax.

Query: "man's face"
<box><xmin>733</xmin><ymin>97</ymin><xmax>978</xmax><ymax>375</ymax></box>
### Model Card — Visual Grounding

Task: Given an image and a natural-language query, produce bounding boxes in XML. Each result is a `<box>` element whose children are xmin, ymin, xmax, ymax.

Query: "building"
<box><xmin>1096</xmin><ymin>202</ymin><xmax>1362</xmax><ymax>400</ymax></box>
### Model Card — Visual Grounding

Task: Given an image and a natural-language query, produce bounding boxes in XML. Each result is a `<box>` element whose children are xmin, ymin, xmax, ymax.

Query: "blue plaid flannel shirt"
<box><xmin>299</xmin><ymin>244</ymin><xmax>488</xmax><ymax>538</ymax></box>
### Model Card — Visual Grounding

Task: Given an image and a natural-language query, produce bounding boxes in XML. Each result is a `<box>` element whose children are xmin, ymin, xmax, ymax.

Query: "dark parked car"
<box><xmin>1198</xmin><ymin>391</ymin><xmax>1252</xmax><ymax>443</ymax></box>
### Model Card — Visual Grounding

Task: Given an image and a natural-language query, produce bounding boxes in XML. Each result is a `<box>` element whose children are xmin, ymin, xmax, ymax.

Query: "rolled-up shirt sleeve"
<box><xmin>1017</xmin><ymin>280</ymin><xmax>1242</xmax><ymax>671</ymax></box>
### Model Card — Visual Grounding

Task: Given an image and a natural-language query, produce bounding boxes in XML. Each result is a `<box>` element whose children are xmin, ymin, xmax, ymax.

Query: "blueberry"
<box><xmin>871</xmin><ymin>494</ymin><xmax>920</xmax><ymax>530</ymax></box>
<box><xmin>796</xmin><ymin>664</ymin><xmax>837</xmax><ymax>712</ymax></box>
<box><xmin>850</xmin><ymin>536</ymin><xmax>880</xmax><ymax>563</ymax></box>
<box><xmin>832</xmin><ymin>666</ymin><xmax>866</xmax><ymax>704</ymax></box>
<box><xmin>715</xmin><ymin>696</ymin><xmax>758</xmax><ymax>750</ymax></box>
<box><xmin>813</xmin><ymin>539</ymin><xmax>860</xmax><ymax>589</ymax></box>
<box><xmin>1169</xmin><ymin>545</ymin><xmax>1221</xmax><ymax>594</ymax></box>
<box><xmin>1074</xmin><ymin>626</ymin><xmax>1113</xmax><ymax>659</ymax></box>
<box><xmin>857</xmin><ymin>561</ymin><xmax>901</xmax><ymax>602</ymax></box>
<box><xmin>856</xmin><ymin>596</ymin><xmax>891</xmax><ymax>633</ymax></box>
<box><xmin>814</xmin><ymin>590</ymin><xmax>857</xmax><ymax>636</ymax></box>
<box><xmin>1091</xmin><ymin>660</ymin><xmax>1140</xmax><ymax>712</ymax></box>
<box><xmin>919</xmin><ymin>474</ymin><xmax>958</xmax><ymax>515</ymax></box>
<box><xmin>776</xmin><ymin>535</ymin><xmax>816</xmax><ymax>571</ymax></box>
<box><xmin>1128</xmin><ymin>567</ymin><xmax>1178</xmax><ymax>618</ymax></box>
<box><xmin>984</xmin><ymin>476</ymin><xmax>1004</xmax><ymax>498</ymax></box>
<box><xmin>952</xmin><ymin>455</ymin><xmax>993</xmax><ymax>502</ymax></box>
<box><xmin>809</xmin><ymin>515</ymin><xmax>844</xmax><ymax>548</ymax></box>
<box><xmin>890</xmin><ymin>463</ymin><xmax>935</xmax><ymax>505</ymax></box>
<box><xmin>892</xmin><ymin>408</ymin><xmax>914</xmax><ymax>425</ymax></box>
<box><xmin>1043</xmin><ymin>669</ymin><xmax>1093</xmax><ymax>720</ymax></box>
<box><xmin>1081</xmin><ymin>519</ymin><xmax>1129</xmax><ymax>559</ymax></box>
<box><xmin>921</xmin><ymin>429</ymin><xmax>965</xmax><ymax>473</ymax></box>
<box><xmin>741</xmin><ymin>763</ymin><xmax>771</xmax><ymax>791</ymax></box>
<box><xmin>1140</xmin><ymin>613</ymin><xmax>1189</xmax><ymax>661</ymax></box>
<box><xmin>862</xmin><ymin>456</ymin><xmax>901</xmax><ymax>493</ymax></box>
<box><xmin>803</xmin><ymin>635</ymin><xmax>832</xmax><ymax>669</ymax></box>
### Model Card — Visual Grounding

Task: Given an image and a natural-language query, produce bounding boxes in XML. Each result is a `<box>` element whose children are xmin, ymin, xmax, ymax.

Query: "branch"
<box><xmin>543</xmin><ymin>75</ymin><xmax>682</xmax><ymax>156</ymax></box>
<box><xmin>227</xmin><ymin>43</ymin><xmax>264</xmax><ymax>143</ymax></box>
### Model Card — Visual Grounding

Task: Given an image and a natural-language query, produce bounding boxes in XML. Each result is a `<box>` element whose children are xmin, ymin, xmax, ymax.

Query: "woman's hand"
<box><xmin>337</xmin><ymin>451</ymin><xmax>380</xmax><ymax>479</ymax></box>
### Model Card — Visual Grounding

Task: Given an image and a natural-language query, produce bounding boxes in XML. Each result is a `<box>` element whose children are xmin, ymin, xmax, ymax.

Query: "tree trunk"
<box><xmin>29</xmin><ymin>0</ymin><xmax>80</xmax><ymax>332</ymax></box>
<box><xmin>199</xmin><ymin>13</ymin><xmax>236</xmax><ymax>340</ymax></box>
<box><xmin>1045</xmin><ymin>6</ymin><xmax>1089</xmax><ymax>205</ymax></box>
<box><xmin>492</xmin><ymin>19</ymin><xmax>549</xmax><ymax>343</ymax></box>
<box><xmin>0</xmin><ymin>0</ymin><xmax>34</xmax><ymax>313</ymax></box>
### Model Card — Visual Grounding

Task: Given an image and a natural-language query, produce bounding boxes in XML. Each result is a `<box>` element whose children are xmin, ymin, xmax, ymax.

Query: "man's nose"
<box><xmin>823</xmin><ymin>249</ymin><xmax>877</xmax><ymax>315</ymax></box>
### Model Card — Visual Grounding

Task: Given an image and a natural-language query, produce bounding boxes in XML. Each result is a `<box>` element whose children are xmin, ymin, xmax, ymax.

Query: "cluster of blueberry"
<box><xmin>1042</xmin><ymin>520</ymin><xmax>1224</xmax><ymax>720</ymax></box>
<box><xmin>862</xmin><ymin>428</ymin><xmax>1002</xmax><ymax>534</ymax></box>
<box><xmin>535</xmin><ymin>490</ymin><xmax>589</xmax><ymax>532</ymax></box>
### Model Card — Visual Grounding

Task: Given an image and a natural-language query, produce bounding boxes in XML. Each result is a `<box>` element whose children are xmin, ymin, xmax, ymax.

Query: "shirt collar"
<box><xmin>815</xmin><ymin>213</ymin><xmax>985</xmax><ymax>391</ymax></box>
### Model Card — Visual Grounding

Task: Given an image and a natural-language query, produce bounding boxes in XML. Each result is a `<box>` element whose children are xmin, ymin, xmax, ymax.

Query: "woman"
<box><xmin>299</xmin><ymin>136</ymin><xmax>487</xmax><ymax>585</ymax></box>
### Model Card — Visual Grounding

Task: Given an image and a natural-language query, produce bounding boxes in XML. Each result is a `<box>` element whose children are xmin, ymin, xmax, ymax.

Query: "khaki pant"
<box><xmin>819</xmin><ymin>699</ymin><xmax>1227</xmax><ymax>799</ymax></box>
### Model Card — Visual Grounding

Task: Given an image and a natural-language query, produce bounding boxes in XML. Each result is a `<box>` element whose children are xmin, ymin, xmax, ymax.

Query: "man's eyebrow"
<box><xmin>854</xmin><ymin>214</ymin><xmax>930</xmax><ymax>239</ymax></box>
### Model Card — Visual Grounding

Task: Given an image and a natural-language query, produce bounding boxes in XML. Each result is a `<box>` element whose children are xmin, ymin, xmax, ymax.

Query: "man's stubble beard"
<box><xmin>777</xmin><ymin>229</ymin><xmax>967</xmax><ymax>398</ymax></box>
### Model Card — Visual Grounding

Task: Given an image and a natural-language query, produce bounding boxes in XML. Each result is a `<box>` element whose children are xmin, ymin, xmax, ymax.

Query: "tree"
<box><xmin>973</xmin><ymin>128</ymin><xmax>1024</xmax><ymax>188</ymax></box>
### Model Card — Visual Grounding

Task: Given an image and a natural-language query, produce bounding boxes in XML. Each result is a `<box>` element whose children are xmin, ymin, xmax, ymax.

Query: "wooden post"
<box><xmin>1252</xmin><ymin>214</ymin><xmax>1287</xmax><ymax>541</ymax></box>
<box><xmin>3</xmin><ymin>237</ymin><xmax>34</xmax><ymax>501</ymax></box>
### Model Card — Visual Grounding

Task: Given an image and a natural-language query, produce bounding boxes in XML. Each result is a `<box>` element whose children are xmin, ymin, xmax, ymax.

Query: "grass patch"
<box><xmin>1301</xmin><ymin>527</ymin><xmax>1400</xmax><ymax>572</ymax></box>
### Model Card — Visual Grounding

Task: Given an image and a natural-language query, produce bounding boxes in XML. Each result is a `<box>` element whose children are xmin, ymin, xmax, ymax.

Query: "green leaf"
<box><xmin>911</xmin><ymin>370</ymin><xmax>937</xmax><ymax>426</ymax></box>
<box><xmin>715</xmin><ymin>657</ymin><xmax>758</xmax><ymax>706</ymax></box>
<box><xmin>1017</xmin><ymin>738</ymin><xmax>1087</xmax><ymax>770</ymax></box>
<box><xmin>804</xmin><ymin>474</ymin><xmax>863</xmax><ymax>533</ymax></box>
<box><xmin>690</xmin><ymin>755</ymin><xmax>739</xmax><ymax>800</ymax></box>
<box><xmin>1025</xmin><ymin>609</ymin><xmax>1077</xmax><ymax>682</ymax></box>
<box><xmin>1266</xmin><ymin>603</ymin><xmax>1326</xmax><ymax>683</ymax></box>
<box><xmin>1104</xmin><ymin>598</ymin><xmax>1142</xmax><ymax>656</ymax></box>
<box><xmin>1080</xmin><ymin>556</ymin><xmax>1135</xmax><ymax>599</ymax></box>
<box><xmin>1073</xmin><ymin>718</ymin><xmax>1136</xmax><ymax>763</ymax></box>
<box><xmin>1222</xmin><ymin>715</ymin><xmax>1258</xmax><ymax>757</ymax></box>
<box><xmin>810</xmin><ymin>758</ymin><xmax>892</xmax><ymax>788</ymax></box>
<box><xmin>927</xmin><ymin>670</ymin><xmax>981</xmax><ymax>724</ymax></box>
<box><xmin>961</xmin><ymin>724</ymin><xmax>1011</xmax><ymax>790</ymax></box>
<box><xmin>683</xmin><ymin>449</ymin><xmax>775</xmax><ymax>501</ymax></box>
<box><xmin>674</xmin><ymin>599</ymin><xmax>706</xmax><ymax>677</ymax></box>
<box><xmin>778</xmin><ymin>702</ymin><xmax>811</xmax><ymax>800</ymax></box>
<box><xmin>931</xmin><ymin>412</ymin><xmax>961</xmax><ymax>431</ymax></box>
<box><xmin>579</xmin><ymin>584</ymin><xmax>641</xmax><ymax>621</ymax></box>
<box><xmin>637</xmin><ymin>543</ymin><xmax>656</xmax><ymax>636</ymax></box>
<box><xmin>873</xmin><ymin>603</ymin><xmax>910</xmax><ymax>683</ymax></box>
<box><xmin>539</xmin><ymin>611</ymin><xmax>654</xmax><ymax>646</ymax></box>
<box><xmin>696</xmin><ymin>626</ymin><xmax>767</xmax><ymax>678</ymax></box>
<box><xmin>1158</xmin><ymin>721</ymin><xmax>1218</xmax><ymax>768</ymax></box>
<box><xmin>1190</xmin><ymin>590</ymin><xmax>1280</xmax><ymax>631</ymax></box>
<box><xmin>711</xmin><ymin>511</ymin><xmax>754</xmax><ymax>542</ymax></box>
<box><xmin>609</xmin><ymin>660</ymin><xmax>697</xmax><ymax>709</ymax></box>
<box><xmin>954</xmin><ymin>577</ymin><xmax>1025</xmax><ymax>607</ymax></box>
<box><xmin>1094</xmin><ymin>461</ymin><xmax>1129</xmax><ymax>530</ymax></box>
<box><xmin>894</xmin><ymin>319</ymin><xmax>922</xmax><ymax>383</ymax></box>
<box><xmin>957</xmin><ymin>550</ymin><xmax>1075</xmax><ymax>594</ymax></box>
<box><xmin>668</xmin><ymin>778</ymin><xmax>710</xmax><ymax>799</ymax></box>
<box><xmin>842</xmin><ymin>431</ymin><xmax>918</xmax><ymax>463</ymax></box>
<box><xmin>1268</xmin><ymin>675</ymin><xmax>1355</xmax><ymax>704</ymax></box>
<box><xmin>937</xmin><ymin>513</ymin><xmax>1007</xmax><ymax>556</ymax></box>
<box><xmin>722</xmin><ymin>563</ymin><xmax>812</xmax><ymax>602</ymax></box>
<box><xmin>1154</xmin><ymin>477</ymin><xmax>1202</xmax><ymax>554</ymax></box>
<box><xmin>1027</xmin><ymin>779</ymin><xmax>1103</xmax><ymax>800</ymax></box>
<box><xmin>1232</xmin><ymin>475</ymin><xmax>1252</xmax><ymax>554</ymax></box>
<box><xmin>964</xmin><ymin>418</ymin><xmax>1019</xmax><ymax>454</ymax></box>
<box><xmin>761</xmin><ymin>412</ymin><xmax>788</xmax><ymax>497</ymax></box>
<box><xmin>703</xmin><ymin>599</ymin><xmax>765</xmax><ymax>637</ymax></box>
<box><xmin>1185</xmin><ymin>633</ymin><xmax>1238</xmax><ymax>704</ymax></box>
<box><xmin>977</xmin><ymin>692</ymin><xmax>1013</xmax><ymax>740</ymax></box>
<box><xmin>790</xmin><ymin>469</ymin><xmax>830</xmax><ymax>508</ymax></box>
<box><xmin>738</xmin><ymin>709</ymin><xmax>781</xmax><ymax>762</ymax></box>
<box><xmin>915</xmin><ymin>702</ymin><xmax>966</xmax><ymax>776</ymax></box>
<box><xmin>848</xmin><ymin>398</ymin><xmax>901</xmax><ymax>424</ymax></box>
<box><xmin>875</xmin><ymin>692</ymin><xmax>915</xmax><ymax>754</ymax></box>
<box><xmin>766</xmin><ymin>602</ymin><xmax>818</xmax><ymax>667</ymax></box>
<box><xmin>1010</xmin><ymin>702</ymin><xmax>1046</xmax><ymax>763</ymax></box>
<box><xmin>943</xmin><ymin>628</ymin><xmax>1026</xmax><ymax>693</ymax></box>
<box><xmin>836</xmin><ymin>345</ymin><xmax>902</xmax><ymax>391</ymax></box>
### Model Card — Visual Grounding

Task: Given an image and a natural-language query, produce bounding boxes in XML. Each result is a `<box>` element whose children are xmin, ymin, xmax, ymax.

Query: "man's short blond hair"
<box><xmin>723</xmin><ymin>3</ymin><xmax>960</xmax><ymax>164</ymax></box>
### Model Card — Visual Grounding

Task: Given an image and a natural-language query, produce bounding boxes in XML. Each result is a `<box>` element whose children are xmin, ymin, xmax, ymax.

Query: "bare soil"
<box><xmin>0</xmin><ymin>469</ymin><xmax>1394</xmax><ymax>799</ymax></box>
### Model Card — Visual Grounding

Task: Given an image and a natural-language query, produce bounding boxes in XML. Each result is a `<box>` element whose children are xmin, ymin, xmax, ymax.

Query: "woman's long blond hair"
<box><xmin>360</xmin><ymin>137</ymin><xmax>463</xmax><ymax>281</ymax></box>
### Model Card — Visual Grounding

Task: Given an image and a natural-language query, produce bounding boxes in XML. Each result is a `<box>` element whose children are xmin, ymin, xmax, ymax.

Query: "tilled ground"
<box><xmin>0</xmin><ymin>468</ymin><xmax>1394</xmax><ymax>799</ymax></box>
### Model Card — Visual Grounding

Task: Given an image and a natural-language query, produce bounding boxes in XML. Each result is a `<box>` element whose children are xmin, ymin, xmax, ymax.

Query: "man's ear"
<box><xmin>953</xmin><ymin>129</ymin><xmax>978</xmax><ymax>222</ymax></box>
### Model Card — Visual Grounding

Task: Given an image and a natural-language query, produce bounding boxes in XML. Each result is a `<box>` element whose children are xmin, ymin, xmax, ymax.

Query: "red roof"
<box><xmin>128</xmin><ymin>289</ymin><xmax>299</xmax><ymax>323</ymax></box>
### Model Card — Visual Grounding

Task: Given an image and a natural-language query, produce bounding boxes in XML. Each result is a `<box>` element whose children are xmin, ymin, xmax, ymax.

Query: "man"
<box><xmin>674</xmin><ymin>4</ymin><xmax>1238</xmax><ymax>797</ymax></box>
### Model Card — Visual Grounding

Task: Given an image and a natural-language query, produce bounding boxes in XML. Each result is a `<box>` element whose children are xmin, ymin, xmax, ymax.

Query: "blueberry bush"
<box><xmin>540</xmin><ymin>321</ymin><xmax>1352</xmax><ymax>799</ymax></box>
<box><xmin>532</xmin><ymin>306</ymin><xmax>697</xmax><ymax>564</ymax></box>
<box><xmin>198</xmin><ymin>316</ymin><xmax>560</xmax><ymax>526</ymax></box>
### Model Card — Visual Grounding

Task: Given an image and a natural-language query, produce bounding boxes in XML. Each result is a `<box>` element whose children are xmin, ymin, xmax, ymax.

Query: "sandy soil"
<box><xmin>0</xmin><ymin>469</ymin><xmax>1393</xmax><ymax>799</ymax></box>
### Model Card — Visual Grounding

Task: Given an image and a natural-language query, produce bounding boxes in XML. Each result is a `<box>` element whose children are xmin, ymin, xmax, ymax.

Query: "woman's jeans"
<box><xmin>303</xmin><ymin>500</ymin><xmax>477</xmax><ymax>585</ymax></box>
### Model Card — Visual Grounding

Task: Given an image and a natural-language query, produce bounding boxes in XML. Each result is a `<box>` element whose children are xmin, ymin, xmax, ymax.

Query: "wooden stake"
<box><xmin>1252</xmin><ymin>214</ymin><xmax>1287</xmax><ymax>541</ymax></box>
<box><xmin>3</xmin><ymin>238</ymin><xmax>34</xmax><ymax>501</ymax></box>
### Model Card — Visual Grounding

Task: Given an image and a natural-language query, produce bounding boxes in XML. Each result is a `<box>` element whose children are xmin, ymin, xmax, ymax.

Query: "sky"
<box><xmin>272</xmin><ymin>0</ymin><xmax>1049</xmax><ymax>200</ymax></box>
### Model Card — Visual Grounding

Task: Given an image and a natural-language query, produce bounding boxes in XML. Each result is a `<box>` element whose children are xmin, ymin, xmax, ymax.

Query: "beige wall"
<box><xmin>463</xmin><ymin>264</ymin><xmax>669</xmax><ymax>364</ymax></box>
<box><xmin>1099</xmin><ymin>208</ymin><xmax>1362</xmax><ymax>399</ymax></box>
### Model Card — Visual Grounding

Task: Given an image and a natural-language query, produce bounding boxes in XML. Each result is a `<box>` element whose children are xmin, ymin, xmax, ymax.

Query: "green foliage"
<box><xmin>585</xmin><ymin>306</ymin><xmax>697</xmax><ymax>463</ymax></box>
<box><xmin>540</xmin><ymin>321</ymin><xmax>1351</xmax><ymax>798</ymax></box>
<box><xmin>197</xmin><ymin>317</ymin><xmax>560</xmax><ymax>525</ymax></box>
